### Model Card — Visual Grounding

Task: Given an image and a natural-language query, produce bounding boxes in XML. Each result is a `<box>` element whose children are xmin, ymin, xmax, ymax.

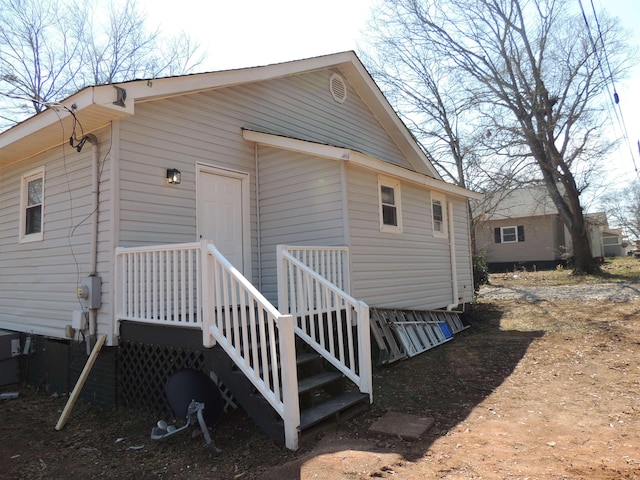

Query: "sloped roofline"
<box><xmin>0</xmin><ymin>51</ymin><xmax>440</xmax><ymax>179</ymax></box>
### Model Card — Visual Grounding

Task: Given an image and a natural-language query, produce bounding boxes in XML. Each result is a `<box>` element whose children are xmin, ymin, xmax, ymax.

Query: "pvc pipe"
<box><xmin>446</xmin><ymin>201</ymin><xmax>459</xmax><ymax>311</ymax></box>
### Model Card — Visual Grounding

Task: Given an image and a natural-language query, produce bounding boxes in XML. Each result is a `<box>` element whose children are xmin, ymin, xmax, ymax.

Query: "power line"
<box><xmin>589</xmin><ymin>0</ymin><xmax>638</xmax><ymax>174</ymax></box>
<box><xmin>579</xmin><ymin>0</ymin><xmax>638</xmax><ymax>173</ymax></box>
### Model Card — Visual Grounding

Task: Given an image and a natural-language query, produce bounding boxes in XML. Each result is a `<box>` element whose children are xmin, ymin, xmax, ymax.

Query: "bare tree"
<box><xmin>0</xmin><ymin>0</ymin><xmax>204</xmax><ymax>129</ymax></box>
<box><xmin>601</xmin><ymin>178</ymin><xmax>640</xmax><ymax>241</ymax></box>
<box><xmin>362</xmin><ymin>9</ymin><xmax>475</xmax><ymax>190</ymax></box>
<box><xmin>363</xmin><ymin>0</ymin><xmax>632</xmax><ymax>274</ymax></box>
<box><xmin>78</xmin><ymin>0</ymin><xmax>204</xmax><ymax>86</ymax></box>
<box><xmin>0</xmin><ymin>0</ymin><xmax>84</xmax><ymax>120</ymax></box>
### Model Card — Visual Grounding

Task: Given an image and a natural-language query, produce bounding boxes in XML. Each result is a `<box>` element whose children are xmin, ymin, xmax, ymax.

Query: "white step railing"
<box><xmin>277</xmin><ymin>245</ymin><xmax>372</xmax><ymax>402</ymax></box>
<box><xmin>114</xmin><ymin>242</ymin><xmax>202</xmax><ymax>329</ymax></box>
<box><xmin>201</xmin><ymin>241</ymin><xmax>300</xmax><ymax>450</ymax></box>
<box><xmin>115</xmin><ymin>241</ymin><xmax>370</xmax><ymax>450</ymax></box>
<box><xmin>283</xmin><ymin>245</ymin><xmax>351</xmax><ymax>293</ymax></box>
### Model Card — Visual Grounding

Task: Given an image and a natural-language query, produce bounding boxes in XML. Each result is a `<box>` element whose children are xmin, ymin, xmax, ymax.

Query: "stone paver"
<box><xmin>368</xmin><ymin>411</ymin><xmax>435</xmax><ymax>440</ymax></box>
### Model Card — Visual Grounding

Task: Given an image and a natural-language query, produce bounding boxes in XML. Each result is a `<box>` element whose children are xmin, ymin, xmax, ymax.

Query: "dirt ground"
<box><xmin>1</xmin><ymin>273</ymin><xmax>639</xmax><ymax>479</ymax></box>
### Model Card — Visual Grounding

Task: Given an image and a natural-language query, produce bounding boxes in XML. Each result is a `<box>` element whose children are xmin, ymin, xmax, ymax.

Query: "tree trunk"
<box><xmin>568</xmin><ymin>211</ymin><xmax>598</xmax><ymax>275</ymax></box>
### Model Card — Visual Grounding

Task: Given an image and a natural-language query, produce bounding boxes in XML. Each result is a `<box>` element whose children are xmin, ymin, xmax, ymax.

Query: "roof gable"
<box><xmin>483</xmin><ymin>186</ymin><xmax>560</xmax><ymax>220</ymax></box>
<box><xmin>0</xmin><ymin>51</ymin><xmax>440</xmax><ymax>178</ymax></box>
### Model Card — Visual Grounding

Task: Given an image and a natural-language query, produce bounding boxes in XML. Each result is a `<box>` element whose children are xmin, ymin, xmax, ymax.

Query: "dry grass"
<box><xmin>488</xmin><ymin>255</ymin><xmax>640</xmax><ymax>287</ymax></box>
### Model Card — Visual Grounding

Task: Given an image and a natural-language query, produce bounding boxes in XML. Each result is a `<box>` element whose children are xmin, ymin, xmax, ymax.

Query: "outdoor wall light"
<box><xmin>166</xmin><ymin>168</ymin><xmax>181</xmax><ymax>185</ymax></box>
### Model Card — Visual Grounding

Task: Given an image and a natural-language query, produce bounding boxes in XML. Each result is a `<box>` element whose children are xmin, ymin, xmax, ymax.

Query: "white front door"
<box><xmin>197</xmin><ymin>168</ymin><xmax>246</xmax><ymax>274</ymax></box>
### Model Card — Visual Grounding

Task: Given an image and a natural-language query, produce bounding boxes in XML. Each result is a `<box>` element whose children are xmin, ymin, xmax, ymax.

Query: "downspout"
<box><xmin>86</xmin><ymin>134</ymin><xmax>99</xmax><ymax>337</ymax></box>
<box><xmin>255</xmin><ymin>143</ymin><xmax>262</xmax><ymax>291</ymax></box>
<box><xmin>446</xmin><ymin>201</ymin><xmax>459</xmax><ymax>311</ymax></box>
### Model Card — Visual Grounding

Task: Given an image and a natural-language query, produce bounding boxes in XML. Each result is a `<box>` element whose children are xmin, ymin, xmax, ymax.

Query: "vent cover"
<box><xmin>329</xmin><ymin>73</ymin><xmax>347</xmax><ymax>104</ymax></box>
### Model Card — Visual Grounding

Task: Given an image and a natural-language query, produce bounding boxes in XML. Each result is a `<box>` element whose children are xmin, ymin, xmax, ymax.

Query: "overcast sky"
<box><xmin>135</xmin><ymin>0</ymin><xmax>639</xmax><ymax>187</ymax></box>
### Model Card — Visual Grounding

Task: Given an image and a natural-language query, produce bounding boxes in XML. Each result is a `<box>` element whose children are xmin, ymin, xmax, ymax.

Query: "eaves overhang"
<box><xmin>242</xmin><ymin>129</ymin><xmax>482</xmax><ymax>200</ymax></box>
<box><xmin>0</xmin><ymin>86</ymin><xmax>133</xmax><ymax>165</ymax></box>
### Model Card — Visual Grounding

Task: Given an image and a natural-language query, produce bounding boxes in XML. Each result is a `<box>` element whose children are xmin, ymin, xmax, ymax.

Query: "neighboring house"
<box><xmin>586</xmin><ymin>212</ymin><xmax>628</xmax><ymax>258</ymax></box>
<box><xmin>602</xmin><ymin>229</ymin><xmax>628</xmax><ymax>257</ymax></box>
<box><xmin>0</xmin><ymin>51</ymin><xmax>481</xmax><ymax>449</ymax></box>
<box><xmin>475</xmin><ymin>186</ymin><xmax>624</xmax><ymax>271</ymax></box>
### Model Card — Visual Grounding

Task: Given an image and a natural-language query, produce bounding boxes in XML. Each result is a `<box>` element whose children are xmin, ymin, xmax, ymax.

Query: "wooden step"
<box><xmin>296</xmin><ymin>351</ymin><xmax>321</xmax><ymax>366</ymax></box>
<box><xmin>299</xmin><ymin>391</ymin><xmax>369</xmax><ymax>430</ymax></box>
<box><xmin>297</xmin><ymin>371</ymin><xmax>343</xmax><ymax>394</ymax></box>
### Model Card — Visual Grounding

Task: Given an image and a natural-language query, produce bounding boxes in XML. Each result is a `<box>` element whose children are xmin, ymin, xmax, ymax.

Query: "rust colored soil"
<box><xmin>1</xmin><ymin>290</ymin><xmax>639</xmax><ymax>479</ymax></box>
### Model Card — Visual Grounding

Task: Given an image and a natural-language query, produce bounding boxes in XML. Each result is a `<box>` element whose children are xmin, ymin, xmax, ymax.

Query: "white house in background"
<box><xmin>0</xmin><ymin>51</ymin><xmax>481</xmax><ymax>449</ymax></box>
<box><xmin>586</xmin><ymin>212</ymin><xmax>629</xmax><ymax>258</ymax></box>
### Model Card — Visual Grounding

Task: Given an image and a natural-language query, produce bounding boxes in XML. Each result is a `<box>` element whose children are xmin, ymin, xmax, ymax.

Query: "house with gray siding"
<box><xmin>0</xmin><ymin>51</ymin><xmax>481</xmax><ymax>449</ymax></box>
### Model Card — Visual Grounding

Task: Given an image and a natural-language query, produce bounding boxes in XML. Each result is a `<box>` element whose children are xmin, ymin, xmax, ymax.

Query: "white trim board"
<box><xmin>242</xmin><ymin>129</ymin><xmax>483</xmax><ymax>200</ymax></box>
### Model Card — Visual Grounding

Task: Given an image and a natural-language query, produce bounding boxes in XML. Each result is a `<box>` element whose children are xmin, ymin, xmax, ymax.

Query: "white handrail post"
<box><xmin>343</xmin><ymin>248</ymin><xmax>351</xmax><ymax>295</ymax></box>
<box><xmin>279</xmin><ymin>313</ymin><xmax>300</xmax><ymax>450</ymax></box>
<box><xmin>201</xmin><ymin>239</ymin><xmax>216</xmax><ymax>347</ymax></box>
<box><xmin>277</xmin><ymin>245</ymin><xmax>289</xmax><ymax>314</ymax></box>
<box><xmin>357</xmin><ymin>301</ymin><xmax>373</xmax><ymax>403</ymax></box>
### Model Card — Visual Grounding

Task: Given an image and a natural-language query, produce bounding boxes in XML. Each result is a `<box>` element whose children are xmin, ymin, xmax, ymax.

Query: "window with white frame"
<box><xmin>378</xmin><ymin>175</ymin><xmax>402</xmax><ymax>233</ymax></box>
<box><xmin>494</xmin><ymin>225</ymin><xmax>525</xmax><ymax>243</ymax></box>
<box><xmin>431</xmin><ymin>192</ymin><xmax>447</xmax><ymax>238</ymax></box>
<box><xmin>20</xmin><ymin>167</ymin><xmax>45</xmax><ymax>243</ymax></box>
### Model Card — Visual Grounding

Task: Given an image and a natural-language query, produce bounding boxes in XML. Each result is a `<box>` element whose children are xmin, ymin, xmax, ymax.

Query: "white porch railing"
<box><xmin>283</xmin><ymin>245</ymin><xmax>351</xmax><ymax>294</ymax></box>
<box><xmin>277</xmin><ymin>245</ymin><xmax>373</xmax><ymax>402</ymax></box>
<box><xmin>114</xmin><ymin>242</ymin><xmax>202</xmax><ymax>329</ymax></box>
<box><xmin>114</xmin><ymin>241</ymin><xmax>370</xmax><ymax>450</ymax></box>
<box><xmin>200</xmin><ymin>241</ymin><xmax>299</xmax><ymax>450</ymax></box>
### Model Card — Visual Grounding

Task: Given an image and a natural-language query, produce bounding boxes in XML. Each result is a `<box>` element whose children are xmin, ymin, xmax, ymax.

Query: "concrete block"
<box><xmin>368</xmin><ymin>411</ymin><xmax>435</xmax><ymax>440</ymax></box>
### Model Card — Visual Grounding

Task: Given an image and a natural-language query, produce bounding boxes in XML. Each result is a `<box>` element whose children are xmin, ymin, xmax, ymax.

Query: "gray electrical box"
<box><xmin>78</xmin><ymin>275</ymin><xmax>102</xmax><ymax>309</ymax></box>
<box><xmin>0</xmin><ymin>330</ymin><xmax>20</xmax><ymax>386</ymax></box>
<box><xmin>0</xmin><ymin>329</ymin><xmax>20</xmax><ymax>360</ymax></box>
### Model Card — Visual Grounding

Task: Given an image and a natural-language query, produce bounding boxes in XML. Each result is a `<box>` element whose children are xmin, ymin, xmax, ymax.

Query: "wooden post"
<box><xmin>276</xmin><ymin>245</ymin><xmax>288</xmax><ymax>314</ymax></box>
<box><xmin>278</xmin><ymin>314</ymin><xmax>300</xmax><ymax>450</ymax></box>
<box><xmin>55</xmin><ymin>334</ymin><xmax>107</xmax><ymax>431</ymax></box>
<box><xmin>357</xmin><ymin>302</ymin><xmax>373</xmax><ymax>403</ymax></box>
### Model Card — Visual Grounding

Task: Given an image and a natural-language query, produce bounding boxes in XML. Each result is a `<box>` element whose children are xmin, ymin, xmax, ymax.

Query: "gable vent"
<box><xmin>329</xmin><ymin>73</ymin><xmax>347</xmax><ymax>104</ymax></box>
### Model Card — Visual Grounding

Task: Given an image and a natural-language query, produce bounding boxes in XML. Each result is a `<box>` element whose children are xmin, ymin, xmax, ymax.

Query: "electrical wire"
<box><xmin>50</xmin><ymin>108</ymin><xmax>85</xmax><ymax>314</ymax></box>
<box><xmin>589</xmin><ymin>0</ymin><xmax>638</xmax><ymax>173</ymax></box>
<box><xmin>4</xmin><ymin>91</ymin><xmax>113</xmax><ymax>345</ymax></box>
<box><xmin>579</xmin><ymin>0</ymin><xmax>638</xmax><ymax>173</ymax></box>
<box><xmin>1</xmin><ymin>92</ymin><xmax>87</xmax><ymax>151</ymax></box>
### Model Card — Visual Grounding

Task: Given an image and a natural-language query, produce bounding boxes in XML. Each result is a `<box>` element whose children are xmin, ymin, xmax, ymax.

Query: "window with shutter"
<box><xmin>496</xmin><ymin>225</ymin><xmax>525</xmax><ymax>243</ymax></box>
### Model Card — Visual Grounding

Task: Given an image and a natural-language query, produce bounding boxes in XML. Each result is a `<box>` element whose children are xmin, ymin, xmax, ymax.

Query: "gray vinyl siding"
<box><xmin>346</xmin><ymin>164</ymin><xmax>472</xmax><ymax>310</ymax></box>
<box><xmin>452</xmin><ymin>198</ymin><xmax>474</xmax><ymax>304</ymax></box>
<box><xmin>220</xmin><ymin>69</ymin><xmax>412</xmax><ymax>169</ymax></box>
<box><xmin>257</xmin><ymin>146</ymin><xmax>345</xmax><ymax>304</ymax></box>
<box><xmin>117</xmin><ymin>67</ymin><xmax>413</xmax><ymax>278</ymax></box>
<box><xmin>476</xmin><ymin>215</ymin><xmax>560</xmax><ymax>263</ymax></box>
<box><xmin>1</xmin><ymin>62</ymin><xmax>474</xmax><ymax>342</ymax></box>
<box><xmin>0</xmin><ymin>127</ymin><xmax>113</xmax><ymax>340</ymax></box>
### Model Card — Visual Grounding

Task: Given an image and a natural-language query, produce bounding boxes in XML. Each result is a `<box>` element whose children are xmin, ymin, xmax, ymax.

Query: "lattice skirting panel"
<box><xmin>118</xmin><ymin>340</ymin><xmax>207</xmax><ymax>419</ymax></box>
